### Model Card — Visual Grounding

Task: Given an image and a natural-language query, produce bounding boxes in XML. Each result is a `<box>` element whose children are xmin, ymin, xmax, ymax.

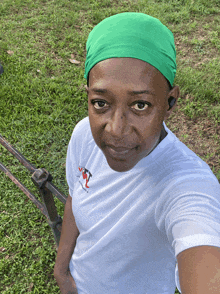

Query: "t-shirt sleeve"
<box><xmin>155</xmin><ymin>173</ymin><xmax>220</xmax><ymax>293</ymax></box>
<box><xmin>66</xmin><ymin>117</ymin><xmax>89</xmax><ymax>197</ymax></box>
<box><xmin>155</xmin><ymin>173</ymin><xmax>220</xmax><ymax>258</ymax></box>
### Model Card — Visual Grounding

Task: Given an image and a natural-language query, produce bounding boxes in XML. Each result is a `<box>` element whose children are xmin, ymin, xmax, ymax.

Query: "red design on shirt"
<box><xmin>78</xmin><ymin>167</ymin><xmax>92</xmax><ymax>189</ymax></box>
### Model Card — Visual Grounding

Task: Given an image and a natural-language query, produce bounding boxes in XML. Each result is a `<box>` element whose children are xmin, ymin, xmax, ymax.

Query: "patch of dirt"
<box><xmin>170</xmin><ymin>15</ymin><xmax>220</xmax><ymax>178</ymax></box>
<box><xmin>174</xmin><ymin>14</ymin><xmax>220</xmax><ymax>69</ymax></box>
<box><xmin>166</xmin><ymin>102</ymin><xmax>220</xmax><ymax>181</ymax></box>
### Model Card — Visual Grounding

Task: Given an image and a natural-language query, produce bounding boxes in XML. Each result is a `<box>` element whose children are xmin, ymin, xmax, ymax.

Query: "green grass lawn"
<box><xmin>0</xmin><ymin>0</ymin><xmax>219</xmax><ymax>293</ymax></box>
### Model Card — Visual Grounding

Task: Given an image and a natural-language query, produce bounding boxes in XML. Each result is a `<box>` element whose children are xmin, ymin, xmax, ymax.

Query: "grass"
<box><xmin>0</xmin><ymin>0</ymin><xmax>219</xmax><ymax>293</ymax></box>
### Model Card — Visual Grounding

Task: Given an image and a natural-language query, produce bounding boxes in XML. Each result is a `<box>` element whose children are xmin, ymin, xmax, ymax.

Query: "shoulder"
<box><xmin>162</xmin><ymin>122</ymin><xmax>217</xmax><ymax>181</ymax></box>
<box><xmin>67</xmin><ymin>117</ymin><xmax>97</xmax><ymax>162</ymax></box>
<box><xmin>155</xmin><ymin>126</ymin><xmax>220</xmax><ymax>231</ymax></box>
<box><xmin>69</xmin><ymin>117</ymin><xmax>93</xmax><ymax>147</ymax></box>
<box><xmin>72</xmin><ymin>117</ymin><xmax>90</xmax><ymax>136</ymax></box>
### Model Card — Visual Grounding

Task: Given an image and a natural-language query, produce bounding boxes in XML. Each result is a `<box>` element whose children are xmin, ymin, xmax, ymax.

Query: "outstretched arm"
<box><xmin>177</xmin><ymin>245</ymin><xmax>220</xmax><ymax>294</ymax></box>
<box><xmin>54</xmin><ymin>194</ymin><xmax>79</xmax><ymax>294</ymax></box>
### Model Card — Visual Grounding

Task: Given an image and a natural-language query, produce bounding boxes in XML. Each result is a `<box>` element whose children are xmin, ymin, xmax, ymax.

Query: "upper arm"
<box><xmin>57</xmin><ymin>194</ymin><xmax>79</xmax><ymax>253</ymax></box>
<box><xmin>177</xmin><ymin>245</ymin><xmax>220</xmax><ymax>294</ymax></box>
<box><xmin>54</xmin><ymin>194</ymin><xmax>79</xmax><ymax>275</ymax></box>
<box><xmin>63</xmin><ymin>194</ymin><xmax>79</xmax><ymax>236</ymax></box>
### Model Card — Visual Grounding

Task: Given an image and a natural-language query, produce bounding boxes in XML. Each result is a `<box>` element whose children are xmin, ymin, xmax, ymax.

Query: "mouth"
<box><xmin>105</xmin><ymin>144</ymin><xmax>138</xmax><ymax>160</ymax></box>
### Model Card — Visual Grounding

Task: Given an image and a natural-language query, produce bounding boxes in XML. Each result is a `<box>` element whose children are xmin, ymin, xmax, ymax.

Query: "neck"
<box><xmin>145</xmin><ymin>124</ymin><xmax>167</xmax><ymax>157</ymax></box>
<box><xmin>159</xmin><ymin>124</ymin><xmax>168</xmax><ymax>143</ymax></box>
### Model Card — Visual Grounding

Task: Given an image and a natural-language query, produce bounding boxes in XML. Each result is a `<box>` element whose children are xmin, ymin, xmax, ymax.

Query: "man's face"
<box><xmin>87</xmin><ymin>58</ymin><xmax>176</xmax><ymax>172</ymax></box>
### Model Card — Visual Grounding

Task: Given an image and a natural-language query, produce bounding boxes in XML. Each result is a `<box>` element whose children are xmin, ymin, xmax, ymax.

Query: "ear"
<box><xmin>164</xmin><ymin>85</ymin><xmax>180</xmax><ymax>120</ymax></box>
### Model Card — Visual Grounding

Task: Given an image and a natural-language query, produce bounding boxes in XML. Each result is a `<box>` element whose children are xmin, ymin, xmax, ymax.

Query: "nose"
<box><xmin>105</xmin><ymin>108</ymin><xmax>130</xmax><ymax>138</ymax></box>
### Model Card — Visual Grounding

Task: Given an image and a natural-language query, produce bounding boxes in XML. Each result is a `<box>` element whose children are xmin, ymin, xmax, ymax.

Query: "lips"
<box><xmin>105</xmin><ymin>144</ymin><xmax>137</xmax><ymax>160</ymax></box>
<box><xmin>108</xmin><ymin>145</ymin><xmax>130</xmax><ymax>152</ymax></box>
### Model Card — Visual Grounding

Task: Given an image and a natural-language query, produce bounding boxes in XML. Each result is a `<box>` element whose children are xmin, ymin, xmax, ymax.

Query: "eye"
<box><xmin>131</xmin><ymin>101</ymin><xmax>149</xmax><ymax>111</ymax></box>
<box><xmin>91</xmin><ymin>100</ymin><xmax>108</xmax><ymax>110</ymax></box>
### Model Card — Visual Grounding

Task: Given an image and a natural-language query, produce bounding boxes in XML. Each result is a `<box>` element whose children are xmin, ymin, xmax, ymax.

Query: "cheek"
<box><xmin>137</xmin><ymin>120</ymin><xmax>163</xmax><ymax>151</ymax></box>
<box><xmin>136</xmin><ymin>117</ymin><xmax>162</xmax><ymax>138</ymax></box>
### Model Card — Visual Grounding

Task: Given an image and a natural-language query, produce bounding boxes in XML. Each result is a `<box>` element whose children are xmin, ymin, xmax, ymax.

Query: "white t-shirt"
<box><xmin>66</xmin><ymin>117</ymin><xmax>220</xmax><ymax>294</ymax></box>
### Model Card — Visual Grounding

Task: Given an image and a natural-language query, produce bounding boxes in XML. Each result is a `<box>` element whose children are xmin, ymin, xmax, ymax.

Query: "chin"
<box><xmin>106</xmin><ymin>158</ymin><xmax>136</xmax><ymax>172</ymax></box>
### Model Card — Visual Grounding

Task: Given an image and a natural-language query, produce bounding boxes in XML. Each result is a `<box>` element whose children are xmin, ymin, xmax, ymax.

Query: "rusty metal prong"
<box><xmin>0</xmin><ymin>161</ymin><xmax>48</xmax><ymax>218</ymax></box>
<box><xmin>0</xmin><ymin>134</ymin><xmax>36</xmax><ymax>173</ymax></box>
<box><xmin>31</xmin><ymin>169</ymin><xmax>67</xmax><ymax>204</ymax></box>
<box><xmin>31</xmin><ymin>168</ymin><xmax>63</xmax><ymax>247</ymax></box>
<box><xmin>56</xmin><ymin>223</ymin><xmax>62</xmax><ymax>233</ymax></box>
<box><xmin>46</xmin><ymin>182</ymin><xmax>67</xmax><ymax>204</ymax></box>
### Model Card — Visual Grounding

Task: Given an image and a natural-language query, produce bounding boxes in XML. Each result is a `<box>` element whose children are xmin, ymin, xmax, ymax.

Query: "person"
<box><xmin>54</xmin><ymin>12</ymin><xmax>220</xmax><ymax>294</ymax></box>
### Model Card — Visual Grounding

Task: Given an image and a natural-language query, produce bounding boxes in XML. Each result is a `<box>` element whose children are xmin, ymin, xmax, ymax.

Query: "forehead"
<box><xmin>89</xmin><ymin>58</ymin><xmax>168</xmax><ymax>92</ymax></box>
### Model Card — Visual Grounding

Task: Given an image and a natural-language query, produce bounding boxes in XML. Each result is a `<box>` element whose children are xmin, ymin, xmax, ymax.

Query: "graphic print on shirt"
<box><xmin>78</xmin><ymin>166</ymin><xmax>92</xmax><ymax>192</ymax></box>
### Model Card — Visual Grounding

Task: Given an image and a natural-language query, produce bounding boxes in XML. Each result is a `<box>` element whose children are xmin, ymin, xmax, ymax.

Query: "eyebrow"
<box><xmin>90</xmin><ymin>88</ymin><xmax>156</xmax><ymax>96</ymax></box>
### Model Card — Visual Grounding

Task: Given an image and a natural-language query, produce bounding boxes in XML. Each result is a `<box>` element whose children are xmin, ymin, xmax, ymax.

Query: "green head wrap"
<box><xmin>84</xmin><ymin>12</ymin><xmax>177</xmax><ymax>86</ymax></box>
